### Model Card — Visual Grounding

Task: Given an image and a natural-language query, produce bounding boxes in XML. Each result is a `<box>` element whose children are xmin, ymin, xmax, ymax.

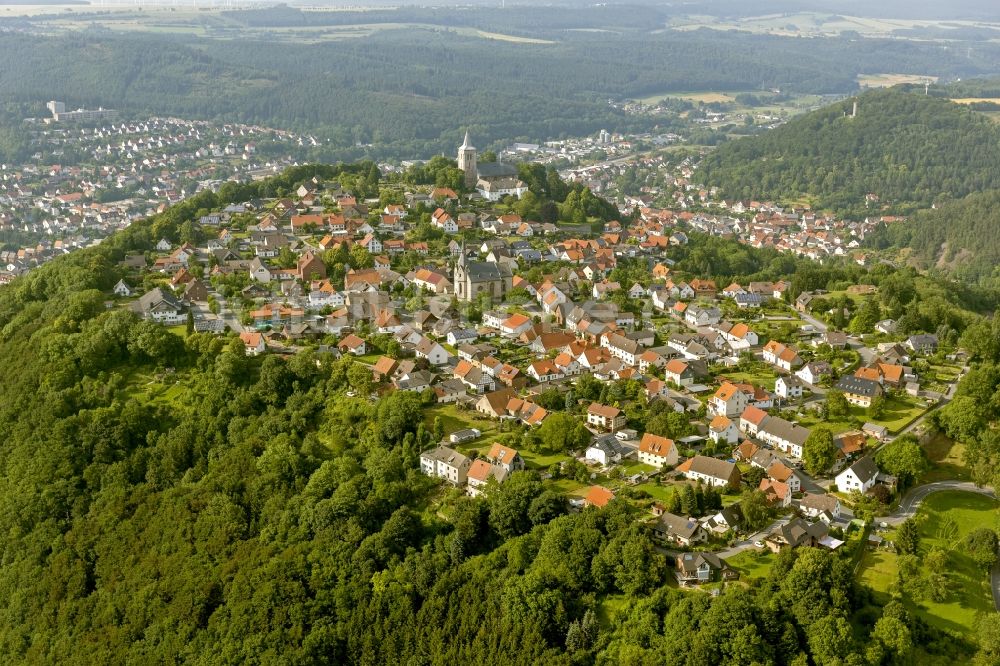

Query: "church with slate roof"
<box><xmin>454</xmin><ymin>240</ymin><xmax>513</xmax><ymax>302</ymax></box>
<box><xmin>457</xmin><ymin>132</ymin><xmax>529</xmax><ymax>201</ymax></box>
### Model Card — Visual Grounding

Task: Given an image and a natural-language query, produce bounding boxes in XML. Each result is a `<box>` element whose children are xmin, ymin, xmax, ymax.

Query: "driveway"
<box><xmin>717</xmin><ymin>516</ymin><xmax>791</xmax><ymax>558</ymax></box>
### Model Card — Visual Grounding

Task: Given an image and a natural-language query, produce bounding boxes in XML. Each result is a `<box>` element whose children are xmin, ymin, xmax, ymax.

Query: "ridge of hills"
<box><xmin>700</xmin><ymin>88</ymin><xmax>1000</xmax><ymax>215</ymax></box>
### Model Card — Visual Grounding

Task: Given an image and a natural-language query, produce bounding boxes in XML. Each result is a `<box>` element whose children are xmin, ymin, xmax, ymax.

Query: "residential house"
<box><xmin>835</xmin><ymin>456</ymin><xmax>879</xmax><ymax>494</ymax></box>
<box><xmin>759</xmin><ymin>479</ymin><xmax>792</xmax><ymax>507</ymax></box>
<box><xmin>486</xmin><ymin>443</ymin><xmax>525</xmax><ymax>474</ymax></box>
<box><xmin>799</xmin><ymin>493</ymin><xmax>842</xmax><ymax>521</ymax></box>
<box><xmin>419</xmin><ymin>445</ymin><xmax>472</xmax><ymax>485</ymax></box>
<box><xmin>133</xmin><ymin>288</ymin><xmax>185</xmax><ymax>324</ymax></box>
<box><xmin>583</xmin><ymin>485</ymin><xmax>615</xmax><ymax>508</ymax></box>
<box><xmin>674</xmin><ymin>552</ymin><xmax>738</xmax><ymax>586</ymax></box>
<box><xmin>834</xmin><ymin>375</ymin><xmax>883</xmax><ymax>408</ymax></box>
<box><xmin>796</xmin><ymin>361</ymin><xmax>832</xmax><ymax>386</ymax></box>
<box><xmin>637</xmin><ymin>433</ymin><xmax>678</xmax><ymax>469</ymax></box>
<box><xmin>762</xmin><ymin>340</ymin><xmax>802</xmax><ymax>372</ymax></box>
<box><xmin>676</xmin><ymin>456</ymin><xmax>741</xmax><ymax>489</ymax></box>
<box><xmin>766</xmin><ymin>460</ymin><xmax>801</xmax><ymax>492</ymax></box>
<box><xmin>708</xmin><ymin>415</ymin><xmax>740</xmax><ymax>445</ymax></box>
<box><xmin>337</xmin><ymin>334</ymin><xmax>367</xmax><ymax>356</ymax></box>
<box><xmin>664</xmin><ymin>359</ymin><xmax>695</xmax><ymax>387</ymax></box>
<box><xmin>654</xmin><ymin>512</ymin><xmax>707</xmax><ymax>547</ymax></box>
<box><xmin>775</xmin><ymin>375</ymin><xmax>804</xmax><ymax>400</ymax></box>
<box><xmin>239</xmin><ymin>331</ymin><xmax>266</xmax><ymax>356</ymax></box>
<box><xmin>414</xmin><ymin>337</ymin><xmax>450</xmax><ymax>366</ymax></box>
<box><xmin>587</xmin><ymin>403</ymin><xmax>626</xmax><ymax>432</ymax></box>
<box><xmin>906</xmin><ymin>334</ymin><xmax>938</xmax><ymax>354</ymax></box>
<box><xmin>586</xmin><ymin>434</ymin><xmax>630</xmax><ymax>466</ymax></box>
<box><xmin>709</xmin><ymin>382</ymin><xmax>749</xmax><ymax>417</ymax></box>
<box><xmin>765</xmin><ymin>517</ymin><xmax>829</xmax><ymax>553</ymax></box>
<box><xmin>756</xmin><ymin>416</ymin><xmax>811</xmax><ymax>459</ymax></box>
<box><xmin>113</xmin><ymin>279</ymin><xmax>133</xmax><ymax>297</ymax></box>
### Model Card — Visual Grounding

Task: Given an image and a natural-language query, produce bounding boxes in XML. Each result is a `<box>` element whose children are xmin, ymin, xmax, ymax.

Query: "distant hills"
<box><xmin>700</xmin><ymin>88</ymin><xmax>1000</xmax><ymax>214</ymax></box>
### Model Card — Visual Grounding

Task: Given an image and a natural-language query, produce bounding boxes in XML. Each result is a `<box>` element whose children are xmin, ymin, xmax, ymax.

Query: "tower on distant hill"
<box><xmin>457</xmin><ymin>131</ymin><xmax>477</xmax><ymax>189</ymax></box>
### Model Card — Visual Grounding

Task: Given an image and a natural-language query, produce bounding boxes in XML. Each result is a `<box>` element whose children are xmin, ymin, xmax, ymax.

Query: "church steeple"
<box><xmin>457</xmin><ymin>131</ymin><xmax>477</xmax><ymax>189</ymax></box>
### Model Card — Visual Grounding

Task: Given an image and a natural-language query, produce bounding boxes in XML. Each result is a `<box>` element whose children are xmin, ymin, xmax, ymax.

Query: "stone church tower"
<box><xmin>457</xmin><ymin>131</ymin><xmax>477</xmax><ymax>189</ymax></box>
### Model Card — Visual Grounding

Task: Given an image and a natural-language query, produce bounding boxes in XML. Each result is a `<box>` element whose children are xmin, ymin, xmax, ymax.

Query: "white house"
<box><xmin>113</xmin><ymin>280</ymin><xmax>133</xmax><ymax>297</ymax></box>
<box><xmin>637</xmin><ymin>433</ymin><xmax>678</xmax><ymax>468</ymax></box>
<box><xmin>586</xmin><ymin>435</ymin><xmax>628</xmax><ymax>466</ymax></box>
<box><xmin>709</xmin><ymin>382</ymin><xmax>749</xmax><ymax>417</ymax></box>
<box><xmin>239</xmin><ymin>331</ymin><xmax>266</xmax><ymax>356</ymax></box>
<box><xmin>419</xmin><ymin>445</ymin><xmax>472</xmax><ymax>485</ymax></box>
<box><xmin>835</xmin><ymin>456</ymin><xmax>879</xmax><ymax>494</ymax></box>
<box><xmin>415</xmin><ymin>337</ymin><xmax>450</xmax><ymax>366</ymax></box>
<box><xmin>676</xmin><ymin>456</ymin><xmax>740</xmax><ymax>489</ymax></box>
<box><xmin>775</xmin><ymin>376</ymin><xmax>804</xmax><ymax>400</ymax></box>
<box><xmin>708</xmin><ymin>415</ymin><xmax>740</xmax><ymax>445</ymax></box>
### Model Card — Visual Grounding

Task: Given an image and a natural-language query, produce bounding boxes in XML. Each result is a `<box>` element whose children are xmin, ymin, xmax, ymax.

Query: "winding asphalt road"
<box><xmin>880</xmin><ymin>480</ymin><xmax>999</xmax><ymax>611</ymax></box>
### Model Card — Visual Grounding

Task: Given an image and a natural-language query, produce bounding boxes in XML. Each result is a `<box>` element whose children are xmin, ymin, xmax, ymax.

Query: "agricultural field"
<box><xmin>857</xmin><ymin>73</ymin><xmax>938</xmax><ymax>88</ymax></box>
<box><xmin>950</xmin><ymin>98</ymin><xmax>1000</xmax><ymax>105</ymax></box>
<box><xmin>857</xmin><ymin>491</ymin><xmax>1000</xmax><ymax>636</ymax></box>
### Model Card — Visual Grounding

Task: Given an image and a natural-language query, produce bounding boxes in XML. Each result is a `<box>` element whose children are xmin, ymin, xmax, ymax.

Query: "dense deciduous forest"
<box><xmin>699</xmin><ymin>88</ymin><xmax>1000</xmax><ymax>214</ymax></box>
<box><xmin>0</xmin><ymin>163</ymin><xmax>989</xmax><ymax>664</ymax></box>
<box><xmin>869</xmin><ymin>189</ymin><xmax>1000</xmax><ymax>286</ymax></box>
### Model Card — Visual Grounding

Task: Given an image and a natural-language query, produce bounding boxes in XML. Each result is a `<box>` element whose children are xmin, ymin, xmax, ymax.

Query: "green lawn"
<box><xmin>857</xmin><ymin>490</ymin><xmax>999</xmax><ymax>636</ymax></box>
<box><xmin>717</xmin><ymin>369</ymin><xmax>778</xmax><ymax>391</ymax></box>
<box><xmin>920</xmin><ymin>433</ymin><xmax>970</xmax><ymax>483</ymax></box>
<box><xmin>634</xmin><ymin>481</ymin><xmax>676</xmax><ymax>502</ymax></box>
<box><xmin>520</xmin><ymin>449</ymin><xmax>572</xmax><ymax>471</ymax></box>
<box><xmin>728</xmin><ymin>549</ymin><xmax>775</xmax><ymax>580</ymax></box>
<box><xmin>165</xmin><ymin>324</ymin><xmax>188</xmax><ymax>338</ymax></box>
<box><xmin>423</xmin><ymin>404</ymin><xmax>503</xmax><ymax>445</ymax></box>
<box><xmin>796</xmin><ymin>395</ymin><xmax>927</xmax><ymax>435</ymax></box>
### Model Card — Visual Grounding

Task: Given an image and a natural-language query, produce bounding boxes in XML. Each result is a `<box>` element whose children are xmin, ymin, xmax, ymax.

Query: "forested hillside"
<box><xmin>699</xmin><ymin>89</ymin><xmax>1000</xmax><ymax>213</ymax></box>
<box><xmin>869</xmin><ymin>189</ymin><xmax>1000</xmax><ymax>286</ymax></box>
<box><xmin>2</xmin><ymin>23</ymin><xmax>1000</xmax><ymax>159</ymax></box>
<box><xmin>0</xmin><ymin>163</ymin><xmax>987</xmax><ymax>664</ymax></box>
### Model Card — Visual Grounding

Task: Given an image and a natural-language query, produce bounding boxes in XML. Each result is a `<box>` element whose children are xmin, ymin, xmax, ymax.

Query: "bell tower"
<box><xmin>457</xmin><ymin>131</ymin><xmax>477</xmax><ymax>189</ymax></box>
<box><xmin>454</xmin><ymin>239</ymin><xmax>468</xmax><ymax>300</ymax></box>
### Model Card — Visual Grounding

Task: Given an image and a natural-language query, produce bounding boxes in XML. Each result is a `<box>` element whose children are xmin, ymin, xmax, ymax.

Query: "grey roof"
<box><xmin>657</xmin><ymin>512</ymin><xmax>703</xmax><ymax>539</ymax></box>
<box><xmin>605</xmin><ymin>332</ymin><xmax>641</xmax><ymax>354</ymax></box>
<box><xmin>800</xmin><ymin>493</ymin><xmax>840</xmax><ymax>512</ymax></box>
<box><xmin>136</xmin><ymin>287</ymin><xmax>183</xmax><ymax>313</ymax></box>
<box><xmin>773</xmin><ymin>517</ymin><xmax>828</xmax><ymax>547</ymax></box>
<box><xmin>421</xmin><ymin>445</ymin><xmax>469</xmax><ymax>468</ymax></box>
<box><xmin>685</xmin><ymin>455</ymin><xmax>738</xmax><ymax>481</ymax></box>
<box><xmin>845</xmin><ymin>456</ymin><xmax>879</xmax><ymax>483</ymax></box>
<box><xmin>759</xmin><ymin>416</ymin><xmax>810</xmax><ymax>446</ymax></box>
<box><xmin>589</xmin><ymin>434</ymin><xmax>629</xmax><ymax>457</ymax></box>
<box><xmin>463</xmin><ymin>260</ymin><xmax>512</xmax><ymax>282</ymax></box>
<box><xmin>835</xmin><ymin>375</ymin><xmax>881</xmax><ymax>397</ymax></box>
<box><xmin>476</xmin><ymin>162</ymin><xmax>520</xmax><ymax>179</ymax></box>
<box><xmin>677</xmin><ymin>551</ymin><xmax>728</xmax><ymax>574</ymax></box>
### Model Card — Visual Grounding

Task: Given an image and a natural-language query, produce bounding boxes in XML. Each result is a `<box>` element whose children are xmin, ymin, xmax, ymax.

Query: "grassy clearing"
<box><xmin>858</xmin><ymin>73</ymin><xmax>937</xmax><ymax>88</ymax></box>
<box><xmin>921</xmin><ymin>433</ymin><xmax>969</xmax><ymax>482</ymax></box>
<box><xmin>423</xmin><ymin>404</ymin><xmax>503</xmax><ymax>444</ymax></box>
<box><xmin>717</xmin><ymin>369</ymin><xmax>778</xmax><ymax>391</ymax></box>
<box><xmin>474</xmin><ymin>30</ymin><xmax>555</xmax><ymax>44</ymax></box>
<box><xmin>858</xmin><ymin>490</ymin><xmax>999</xmax><ymax>636</ymax></box>
<box><xmin>728</xmin><ymin>548</ymin><xmax>775</xmax><ymax>580</ymax></box>
<box><xmin>637</xmin><ymin>90</ymin><xmax>740</xmax><ymax>105</ymax></box>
